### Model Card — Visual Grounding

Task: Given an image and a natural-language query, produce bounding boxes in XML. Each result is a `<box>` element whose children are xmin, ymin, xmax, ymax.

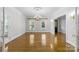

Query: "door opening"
<box><xmin>55</xmin><ymin>20</ymin><xmax>58</xmax><ymax>35</ymax></box>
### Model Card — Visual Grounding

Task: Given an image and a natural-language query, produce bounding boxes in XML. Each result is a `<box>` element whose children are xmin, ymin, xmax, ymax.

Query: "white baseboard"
<box><xmin>66</xmin><ymin>40</ymin><xmax>75</xmax><ymax>47</ymax></box>
<box><xmin>5</xmin><ymin>32</ymin><xmax>26</xmax><ymax>44</ymax></box>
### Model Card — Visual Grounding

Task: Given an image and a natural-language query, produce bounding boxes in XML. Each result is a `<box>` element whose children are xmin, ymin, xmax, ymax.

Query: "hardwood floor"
<box><xmin>6</xmin><ymin>32</ymin><xmax>75</xmax><ymax>52</ymax></box>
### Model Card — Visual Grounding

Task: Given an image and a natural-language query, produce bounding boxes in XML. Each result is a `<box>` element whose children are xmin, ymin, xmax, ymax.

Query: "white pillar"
<box><xmin>74</xmin><ymin>7</ymin><xmax>78</xmax><ymax>52</ymax></box>
<box><xmin>2</xmin><ymin>7</ymin><xmax>5</xmax><ymax>52</ymax></box>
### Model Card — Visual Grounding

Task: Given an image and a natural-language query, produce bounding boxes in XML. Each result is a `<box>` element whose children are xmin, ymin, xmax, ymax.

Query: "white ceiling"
<box><xmin>16</xmin><ymin>7</ymin><xmax>62</xmax><ymax>19</ymax></box>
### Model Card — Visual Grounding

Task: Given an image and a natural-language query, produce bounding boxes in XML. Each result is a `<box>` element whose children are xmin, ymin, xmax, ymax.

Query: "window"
<box><xmin>41</xmin><ymin>21</ymin><xmax>45</xmax><ymax>31</ymax></box>
<box><xmin>42</xmin><ymin>21</ymin><xmax>45</xmax><ymax>28</ymax></box>
<box><xmin>29</xmin><ymin>20</ymin><xmax>35</xmax><ymax>31</ymax></box>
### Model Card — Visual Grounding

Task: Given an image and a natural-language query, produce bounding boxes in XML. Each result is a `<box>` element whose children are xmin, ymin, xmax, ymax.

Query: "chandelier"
<box><xmin>27</xmin><ymin>7</ymin><xmax>48</xmax><ymax>21</ymax></box>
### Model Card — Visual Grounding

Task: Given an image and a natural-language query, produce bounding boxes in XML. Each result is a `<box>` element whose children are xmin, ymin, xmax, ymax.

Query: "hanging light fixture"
<box><xmin>27</xmin><ymin>7</ymin><xmax>48</xmax><ymax>21</ymax></box>
<box><xmin>33</xmin><ymin>7</ymin><xmax>42</xmax><ymax>21</ymax></box>
<box><xmin>34</xmin><ymin>15</ymin><xmax>41</xmax><ymax>21</ymax></box>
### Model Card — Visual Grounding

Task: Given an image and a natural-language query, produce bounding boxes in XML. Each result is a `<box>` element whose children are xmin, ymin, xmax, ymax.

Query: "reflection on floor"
<box><xmin>6</xmin><ymin>32</ymin><xmax>75</xmax><ymax>52</ymax></box>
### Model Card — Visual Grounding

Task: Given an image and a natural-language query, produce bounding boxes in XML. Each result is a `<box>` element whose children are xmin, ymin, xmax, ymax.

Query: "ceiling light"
<box><xmin>33</xmin><ymin>7</ymin><xmax>42</xmax><ymax>11</ymax></box>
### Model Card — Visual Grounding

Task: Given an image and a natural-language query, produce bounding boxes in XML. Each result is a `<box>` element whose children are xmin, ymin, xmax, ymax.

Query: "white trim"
<box><xmin>5</xmin><ymin>32</ymin><xmax>25</xmax><ymax>44</ymax></box>
<box><xmin>66</xmin><ymin>40</ymin><xmax>75</xmax><ymax>47</ymax></box>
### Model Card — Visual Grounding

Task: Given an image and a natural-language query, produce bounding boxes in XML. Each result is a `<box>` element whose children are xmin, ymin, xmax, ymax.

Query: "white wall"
<box><xmin>58</xmin><ymin>15</ymin><xmax>66</xmax><ymax>34</ymax></box>
<box><xmin>50</xmin><ymin>20</ymin><xmax>55</xmax><ymax>35</ymax></box>
<box><xmin>66</xmin><ymin>11</ymin><xmax>77</xmax><ymax>47</ymax></box>
<box><xmin>5</xmin><ymin>7</ymin><xmax>26</xmax><ymax>44</ymax></box>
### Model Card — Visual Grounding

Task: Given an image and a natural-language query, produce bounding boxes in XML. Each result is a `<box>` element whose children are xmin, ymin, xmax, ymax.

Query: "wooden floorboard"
<box><xmin>6</xmin><ymin>32</ymin><xmax>75</xmax><ymax>52</ymax></box>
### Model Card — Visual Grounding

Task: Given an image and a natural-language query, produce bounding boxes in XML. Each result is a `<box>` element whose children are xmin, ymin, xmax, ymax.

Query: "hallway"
<box><xmin>0</xmin><ymin>7</ymin><xmax>78</xmax><ymax>52</ymax></box>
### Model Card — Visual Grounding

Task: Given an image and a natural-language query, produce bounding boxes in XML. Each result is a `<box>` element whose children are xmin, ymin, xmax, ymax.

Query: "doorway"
<box><xmin>54</xmin><ymin>15</ymin><xmax>66</xmax><ymax>51</ymax></box>
<box><xmin>55</xmin><ymin>20</ymin><xmax>58</xmax><ymax>34</ymax></box>
<box><xmin>54</xmin><ymin>15</ymin><xmax>66</xmax><ymax>35</ymax></box>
